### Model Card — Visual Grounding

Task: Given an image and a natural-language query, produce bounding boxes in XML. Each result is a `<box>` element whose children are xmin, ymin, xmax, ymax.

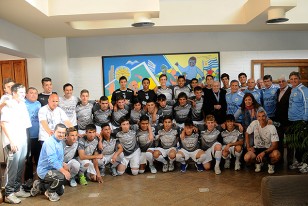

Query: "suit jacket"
<box><xmin>203</xmin><ymin>88</ymin><xmax>227</xmax><ymax>124</ymax></box>
<box><xmin>275</xmin><ymin>86</ymin><xmax>292</xmax><ymax>126</ymax></box>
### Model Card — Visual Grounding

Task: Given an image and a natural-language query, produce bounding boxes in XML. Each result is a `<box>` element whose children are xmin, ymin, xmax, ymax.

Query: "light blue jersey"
<box><xmin>244</xmin><ymin>89</ymin><xmax>261</xmax><ymax>104</ymax></box>
<box><xmin>261</xmin><ymin>84</ymin><xmax>279</xmax><ymax>118</ymax></box>
<box><xmin>288</xmin><ymin>83</ymin><xmax>308</xmax><ymax>121</ymax></box>
<box><xmin>226</xmin><ymin>91</ymin><xmax>244</xmax><ymax>116</ymax></box>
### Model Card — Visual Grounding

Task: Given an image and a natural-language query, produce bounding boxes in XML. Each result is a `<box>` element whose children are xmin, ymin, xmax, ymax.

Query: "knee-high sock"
<box><xmin>215</xmin><ymin>151</ymin><xmax>222</xmax><ymax>167</ymax></box>
<box><xmin>169</xmin><ymin>156</ymin><xmax>175</xmax><ymax>164</ymax></box>
<box><xmin>197</xmin><ymin>154</ymin><xmax>206</xmax><ymax>164</ymax></box>
<box><xmin>235</xmin><ymin>151</ymin><xmax>242</xmax><ymax>163</ymax></box>
<box><xmin>156</xmin><ymin>155</ymin><xmax>167</xmax><ymax>164</ymax></box>
<box><xmin>145</xmin><ymin>152</ymin><xmax>154</xmax><ymax>165</ymax></box>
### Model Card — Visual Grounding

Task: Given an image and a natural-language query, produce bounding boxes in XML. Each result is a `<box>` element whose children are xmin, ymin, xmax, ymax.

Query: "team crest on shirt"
<box><xmin>271</xmin><ymin>90</ymin><xmax>276</xmax><ymax>94</ymax></box>
<box><xmin>235</xmin><ymin>98</ymin><xmax>238</xmax><ymax>102</ymax></box>
<box><xmin>294</xmin><ymin>93</ymin><xmax>297</xmax><ymax>96</ymax></box>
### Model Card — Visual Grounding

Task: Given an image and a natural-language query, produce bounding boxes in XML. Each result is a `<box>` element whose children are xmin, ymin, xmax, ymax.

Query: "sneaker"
<box><xmin>149</xmin><ymin>165</ymin><xmax>157</xmax><ymax>174</ymax></box>
<box><xmin>30</xmin><ymin>180</ymin><xmax>41</xmax><ymax>197</ymax></box>
<box><xmin>162</xmin><ymin>163</ymin><xmax>168</xmax><ymax>173</ymax></box>
<box><xmin>5</xmin><ymin>194</ymin><xmax>21</xmax><ymax>204</ymax></box>
<box><xmin>69</xmin><ymin>178</ymin><xmax>77</xmax><ymax>187</ymax></box>
<box><xmin>44</xmin><ymin>191</ymin><xmax>60</xmax><ymax>202</ymax></box>
<box><xmin>268</xmin><ymin>164</ymin><xmax>275</xmax><ymax>174</ymax></box>
<box><xmin>168</xmin><ymin>162</ymin><xmax>175</xmax><ymax>172</ymax></box>
<box><xmin>214</xmin><ymin>165</ymin><xmax>221</xmax><ymax>175</ymax></box>
<box><xmin>234</xmin><ymin>162</ymin><xmax>241</xmax><ymax>171</ymax></box>
<box><xmin>300</xmin><ymin>166</ymin><xmax>308</xmax><ymax>173</ymax></box>
<box><xmin>298</xmin><ymin>163</ymin><xmax>308</xmax><ymax>170</ymax></box>
<box><xmin>224</xmin><ymin>159</ymin><xmax>231</xmax><ymax>169</ymax></box>
<box><xmin>15</xmin><ymin>186</ymin><xmax>31</xmax><ymax>198</ymax></box>
<box><xmin>195</xmin><ymin>163</ymin><xmax>204</xmax><ymax>172</ymax></box>
<box><xmin>255</xmin><ymin>163</ymin><xmax>262</xmax><ymax>172</ymax></box>
<box><xmin>79</xmin><ymin>174</ymin><xmax>88</xmax><ymax>186</ymax></box>
<box><xmin>180</xmin><ymin>164</ymin><xmax>188</xmax><ymax>173</ymax></box>
<box><xmin>110</xmin><ymin>167</ymin><xmax>118</xmax><ymax>177</ymax></box>
<box><xmin>289</xmin><ymin>161</ymin><xmax>303</xmax><ymax>170</ymax></box>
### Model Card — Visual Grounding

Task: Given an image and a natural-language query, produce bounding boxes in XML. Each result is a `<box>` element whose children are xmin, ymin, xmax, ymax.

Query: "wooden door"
<box><xmin>0</xmin><ymin>59</ymin><xmax>28</xmax><ymax>97</ymax></box>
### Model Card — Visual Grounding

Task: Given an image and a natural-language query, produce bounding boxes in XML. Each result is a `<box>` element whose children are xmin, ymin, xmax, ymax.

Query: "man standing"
<box><xmin>38</xmin><ymin>77</ymin><xmax>56</xmax><ymax>106</ymax></box>
<box><xmin>238</xmin><ymin>73</ymin><xmax>248</xmax><ymax>92</ymax></box>
<box><xmin>38</xmin><ymin>93</ymin><xmax>72</xmax><ymax>142</ymax></box>
<box><xmin>261</xmin><ymin>75</ymin><xmax>279</xmax><ymax>119</ymax></box>
<box><xmin>1</xmin><ymin>84</ymin><xmax>32</xmax><ymax>204</ymax></box>
<box><xmin>288</xmin><ymin>71</ymin><xmax>308</xmax><ymax>168</ymax></box>
<box><xmin>111</xmin><ymin>76</ymin><xmax>135</xmax><ymax>106</ymax></box>
<box><xmin>226</xmin><ymin>80</ymin><xmax>244</xmax><ymax>120</ymax></box>
<box><xmin>244</xmin><ymin>78</ymin><xmax>261</xmax><ymax>104</ymax></box>
<box><xmin>244</xmin><ymin>110</ymin><xmax>280</xmax><ymax>174</ymax></box>
<box><xmin>220</xmin><ymin>73</ymin><xmax>230</xmax><ymax>93</ymax></box>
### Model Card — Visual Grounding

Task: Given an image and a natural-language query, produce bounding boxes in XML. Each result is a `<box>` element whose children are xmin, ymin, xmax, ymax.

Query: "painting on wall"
<box><xmin>102</xmin><ymin>52</ymin><xmax>220</xmax><ymax>100</ymax></box>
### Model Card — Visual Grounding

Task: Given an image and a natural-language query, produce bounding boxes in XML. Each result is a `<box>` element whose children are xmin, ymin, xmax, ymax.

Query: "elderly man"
<box><xmin>38</xmin><ymin>93</ymin><xmax>72</xmax><ymax>143</ymax></box>
<box><xmin>257</xmin><ymin>78</ymin><xmax>265</xmax><ymax>90</ymax></box>
<box><xmin>225</xmin><ymin>80</ymin><xmax>244</xmax><ymax>122</ymax></box>
<box><xmin>244</xmin><ymin>78</ymin><xmax>261</xmax><ymax>104</ymax></box>
<box><xmin>244</xmin><ymin>110</ymin><xmax>281</xmax><ymax>174</ymax></box>
<box><xmin>203</xmin><ymin>81</ymin><xmax>227</xmax><ymax>124</ymax></box>
<box><xmin>288</xmin><ymin>71</ymin><xmax>308</xmax><ymax>169</ymax></box>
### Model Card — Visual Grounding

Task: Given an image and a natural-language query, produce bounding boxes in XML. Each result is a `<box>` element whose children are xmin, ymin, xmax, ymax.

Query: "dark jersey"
<box><xmin>38</xmin><ymin>92</ymin><xmax>57</xmax><ymax>106</ymax></box>
<box><xmin>189</xmin><ymin>96</ymin><xmax>204</xmax><ymax>121</ymax></box>
<box><xmin>111</xmin><ymin>88</ymin><xmax>134</xmax><ymax>105</ymax></box>
<box><xmin>173</xmin><ymin>103</ymin><xmax>192</xmax><ymax>124</ymax></box>
<box><xmin>137</xmin><ymin>89</ymin><xmax>157</xmax><ymax>106</ymax></box>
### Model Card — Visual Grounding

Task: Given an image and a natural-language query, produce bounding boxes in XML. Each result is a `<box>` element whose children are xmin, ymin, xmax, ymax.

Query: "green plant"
<box><xmin>285</xmin><ymin>121</ymin><xmax>308</xmax><ymax>162</ymax></box>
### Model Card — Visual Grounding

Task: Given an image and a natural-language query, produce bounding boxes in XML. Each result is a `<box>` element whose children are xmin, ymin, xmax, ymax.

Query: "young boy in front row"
<box><xmin>63</xmin><ymin>127</ymin><xmax>80</xmax><ymax>187</ymax></box>
<box><xmin>200</xmin><ymin>115</ymin><xmax>223</xmax><ymax>175</ymax></box>
<box><xmin>94</xmin><ymin>123</ymin><xmax>124</xmax><ymax>177</ymax></box>
<box><xmin>115</xmin><ymin>117</ymin><xmax>141</xmax><ymax>176</ymax></box>
<box><xmin>77</xmin><ymin>124</ymin><xmax>103</xmax><ymax>184</ymax></box>
<box><xmin>136</xmin><ymin>115</ymin><xmax>157</xmax><ymax>174</ymax></box>
<box><xmin>154</xmin><ymin>116</ymin><xmax>180</xmax><ymax>172</ymax></box>
<box><xmin>176</xmin><ymin>120</ymin><xmax>206</xmax><ymax>172</ymax></box>
<box><xmin>221</xmin><ymin>114</ymin><xmax>243</xmax><ymax>171</ymax></box>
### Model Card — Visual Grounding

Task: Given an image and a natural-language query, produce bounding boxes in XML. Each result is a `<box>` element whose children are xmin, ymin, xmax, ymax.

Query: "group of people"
<box><xmin>0</xmin><ymin>69</ymin><xmax>307</xmax><ymax>203</ymax></box>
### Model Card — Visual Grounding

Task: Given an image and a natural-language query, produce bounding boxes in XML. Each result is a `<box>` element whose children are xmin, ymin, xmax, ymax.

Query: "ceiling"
<box><xmin>0</xmin><ymin>0</ymin><xmax>308</xmax><ymax>38</ymax></box>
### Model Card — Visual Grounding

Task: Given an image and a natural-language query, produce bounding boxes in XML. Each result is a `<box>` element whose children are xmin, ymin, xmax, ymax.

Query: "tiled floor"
<box><xmin>5</xmin><ymin>163</ymin><xmax>301</xmax><ymax>206</ymax></box>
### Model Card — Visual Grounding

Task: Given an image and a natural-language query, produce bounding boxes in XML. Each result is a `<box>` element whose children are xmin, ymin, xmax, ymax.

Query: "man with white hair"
<box><xmin>244</xmin><ymin>78</ymin><xmax>261</xmax><ymax>104</ymax></box>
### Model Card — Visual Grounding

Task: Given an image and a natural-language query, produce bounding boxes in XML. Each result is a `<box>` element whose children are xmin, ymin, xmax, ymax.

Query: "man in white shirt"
<box><xmin>244</xmin><ymin>110</ymin><xmax>281</xmax><ymax>174</ymax></box>
<box><xmin>38</xmin><ymin>93</ymin><xmax>72</xmax><ymax>142</ymax></box>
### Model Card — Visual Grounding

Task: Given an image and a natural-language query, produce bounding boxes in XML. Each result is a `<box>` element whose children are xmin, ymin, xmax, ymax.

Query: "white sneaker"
<box><xmin>149</xmin><ymin>165</ymin><xmax>157</xmax><ymax>174</ymax></box>
<box><xmin>214</xmin><ymin>165</ymin><xmax>221</xmax><ymax>175</ymax></box>
<box><xmin>168</xmin><ymin>162</ymin><xmax>175</xmax><ymax>172</ymax></box>
<box><xmin>289</xmin><ymin>161</ymin><xmax>302</xmax><ymax>170</ymax></box>
<box><xmin>255</xmin><ymin>163</ymin><xmax>261</xmax><ymax>172</ymax></box>
<box><xmin>5</xmin><ymin>194</ymin><xmax>21</xmax><ymax>204</ymax></box>
<box><xmin>70</xmin><ymin>178</ymin><xmax>77</xmax><ymax>187</ymax></box>
<box><xmin>268</xmin><ymin>164</ymin><xmax>275</xmax><ymax>174</ymax></box>
<box><xmin>162</xmin><ymin>163</ymin><xmax>168</xmax><ymax>172</ymax></box>
<box><xmin>15</xmin><ymin>187</ymin><xmax>31</xmax><ymax>198</ymax></box>
<box><xmin>234</xmin><ymin>162</ymin><xmax>241</xmax><ymax>171</ymax></box>
<box><xmin>224</xmin><ymin>159</ymin><xmax>230</xmax><ymax>169</ymax></box>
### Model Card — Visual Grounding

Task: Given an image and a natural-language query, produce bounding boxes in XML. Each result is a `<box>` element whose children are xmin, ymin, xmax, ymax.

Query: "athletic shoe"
<box><xmin>299</xmin><ymin>163</ymin><xmax>308</xmax><ymax>173</ymax></box>
<box><xmin>15</xmin><ymin>186</ymin><xmax>31</xmax><ymax>198</ymax></box>
<box><xmin>5</xmin><ymin>194</ymin><xmax>21</xmax><ymax>204</ymax></box>
<box><xmin>180</xmin><ymin>164</ymin><xmax>188</xmax><ymax>173</ymax></box>
<box><xmin>110</xmin><ymin>167</ymin><xmax>118</xmax><ymax>177</ymax></box>
<box><xmin>214</xmin><ymin>165</ymin><xmax>221</xmax><ymax>175</ymax></box>
<box><xmin>255</xmin><ymin>163</ymin><xmax>262</xmax><ymax>172</ymax></box>
<box><xmin>69</xmin><ymin>178</ymin><xmax>77</xmax><ymax>187</ymax></box>
<box><xmin>195</xmin><ymin>163</ymin><xmax>204</xmax><ymax>172</ymax></box>
<box><xmin>162</xmin><ymin>163</ymin><xmax>168</xmax><ymax>173</ymax></box>
<box><xmin>149</xmin><ymin>165</ymin><xmax>157</xmax><ymax>174</ymax></box>
<box><xmin>168</xmin><ymin>162</ymin><xmax>175</xmax><ymax>172</ymax></box>
<box><xmin>234</xmin><ymin>162</ymin><xmax>241</xmax><ymax>171</ymax></box>
<box><xmin>224</xmin><ymin>159</ymin><xmax>231</xmax><ymax>169</ymax></box>
<box><xmin>30</xmin><ymin>180</ymin><xmax>41</xmax><ymax>197</ymax></box>
<box><xmin>268</xmin><ymin>164</ymin><xmax>275</xmax><ymax>174</ymax></box>
<box><xmin>289</xmin><ymin>161</ymin><xmax>302</xmax><ymax>170</ymax></box>
<box><xmin>79</xmin><ymin>174</ymin><xmax>88</xmax><ymax>186</ymax></box>
<box><xmin>44</xmin><ymin>191</ymin><xmax>60</xmax><ymax>202</ymax></box>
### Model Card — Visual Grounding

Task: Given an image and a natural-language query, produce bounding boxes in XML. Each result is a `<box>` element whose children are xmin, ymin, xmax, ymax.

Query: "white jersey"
<box><xmin>246</xmin><ymin>120</ymin><xmax>279</xmax><ymax>149</ymax></box>
<box><xmin>63</xmin><ymin>141</ymin><xmax>78</xmax><ymax>163</ymax></box>
<box><xmin>59</xmin><ymin>96</ymin><xmax>79</xmax><ymax>126</ymax></box>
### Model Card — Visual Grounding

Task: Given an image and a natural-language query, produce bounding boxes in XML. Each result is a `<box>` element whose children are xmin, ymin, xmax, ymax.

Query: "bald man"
<box><xmin>244</xmin><ymin>78</ymin><xmax>261</xmax><ymax>104</ymax></box>
<box><xmin>38</xmin><ymin>94</ymin><xmax>72</xmax><ymax>142</ymax></box>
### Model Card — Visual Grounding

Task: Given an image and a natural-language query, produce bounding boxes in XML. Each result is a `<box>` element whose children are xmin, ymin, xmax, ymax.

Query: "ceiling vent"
<box><xmin>266</xmin><ymin>7</ymin><xmax>289</xmax><ymax>23</ymax></box>
<box><xmin>132</xmin><ymin>13</ymin><xmax>155</xmax><ymax>27</ymax></box>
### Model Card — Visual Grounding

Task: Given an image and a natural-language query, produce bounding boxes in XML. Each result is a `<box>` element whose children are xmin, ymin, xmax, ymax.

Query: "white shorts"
<box><xmin>222</xmin><ymin>145</ymin><xmax>236</xmax><ymax>158</ymax></box>
<box><xmin>178</xmin><ymin>148</ymin><xmax>201</xmax><ymax>162</ymax></box>
<box><xmin>97</xmin><ymin>152</ymin><xmax>124</xmax><ymax>167</ymax></box>
<box><xmin>139</xmin><ymin>148</ymin><xmax>155</xmax><ymax>165</ymax></box>
<box><xmin>67</xmin><ymin>159</ymin><xmax>80</xmax><ymax>174</ymax></box>
<box><xmin>78</xmin><ymin>158</ymin><xmax>96</xmax><ymax>175</ymax></box>
<box><xmin>155</xmin><ymin>147</ymin><xmax>177</xmax><ymax>158</ymax></box>
<box><xmin>202</xmin><ymin>142</ymin><xmax>221</xmax><ymax>164</ymax></box>
<box><xmin>121</xmin><ymin>148</ymin><xmax>141</xmax><ymax>169</ymax></box>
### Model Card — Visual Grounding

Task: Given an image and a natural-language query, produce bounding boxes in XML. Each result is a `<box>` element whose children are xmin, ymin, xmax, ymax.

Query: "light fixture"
<box><xmin>132</xmin><ymin>13</ymin><xmax>155</xmax><ymax>27</ymax></box>
<box><xmin>266</xmin><ymin>7</ymin><xmax>289</xmax><ymax>23</ymax></box>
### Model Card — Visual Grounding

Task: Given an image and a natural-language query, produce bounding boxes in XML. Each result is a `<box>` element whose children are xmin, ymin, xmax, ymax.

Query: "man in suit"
<box><xmin>275</xmin><ymin>75</ymin><xmax>292</xmax><ymax>164</ymax></box>
<box><xmin>203</xmin><ymin>81</ymin><xmax>227</xmax><ymax>124</ymax></box>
